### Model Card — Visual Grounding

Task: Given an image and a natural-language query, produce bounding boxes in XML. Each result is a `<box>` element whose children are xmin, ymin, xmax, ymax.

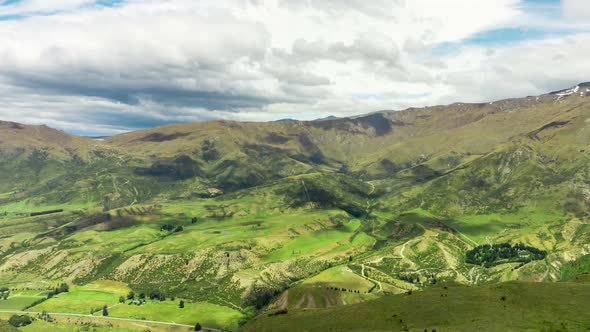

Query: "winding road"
<box><xmin>399</xmin><ymin>239</ymin><xmax>418</xmax><ymax>270</ymax></box>
<box><xmin>361</xmin><ymin>264</ymin><xmax>383</xmax><ymax>292</ymax></box>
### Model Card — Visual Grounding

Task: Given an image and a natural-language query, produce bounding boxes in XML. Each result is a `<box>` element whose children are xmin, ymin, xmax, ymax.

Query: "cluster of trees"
<box><xmin>127</xmin><ymin>290</ymin><xmax>166</xmax><ymax>301</ymax></box>
<box><xmin>0</xmin><ymin>287</ymin><xmax>9</xmax><ymax>300</ymax></box>
<box><xmin>465</xmin><ymin>243</ymin><xmax>547</xmax><ymax>267</ymax></box>
<box><xmin>398</xmin><ymin>273</ymin><xmax>438</xmax><ymax>285</ymax></box>
<box><xmin>399</xmin><ymin>274</ymin><xmax>421</xmax><ymax>284</ymax></box>
<box><xmin>38</xmin><ymin>311</ymin><xmax>54</xmax><ymax>322</ymax></box>
<box><xmin>160</xmin><ymin>224</ymin><xmax>184</xmax><ymax>232</ymax></box>
<box><xmin>127</xmin><ymin>290</ymin><xmax>183</xmax><ymax>303</ymax></box>
<box><xmin>326</xmin><ymin>286</ymin><xmax>362</xmax><ymax>294</ymax></box>
<box><xmin>8</xmin><ymin>314</ymin><xmax>32</xmax><ymax>327</ymax></box>
<box><xmin>47</xmin><ymin>283</ymin><xmax>69</xmax><ymax>299</ymax></box>
<box><xmin>146</xmin><ymin>289</ymin><xmax>167</xmax><ymax>301</ymax></box>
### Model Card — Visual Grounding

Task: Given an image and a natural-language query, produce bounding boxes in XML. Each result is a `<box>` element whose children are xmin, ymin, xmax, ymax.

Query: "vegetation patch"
<box><xmin>465</xmin><ymin>243</ymin><xmax>547</xmax><ymax>268</ymax></box>
<box><xmin>8</xmin><ymin>314</ymin><xmax>32</xmax><ymax>327</ymax></box>
<box><xmin>560</xmin><ymin>254</ymin><xmax>590</xmax><ymax>281</ymax></box>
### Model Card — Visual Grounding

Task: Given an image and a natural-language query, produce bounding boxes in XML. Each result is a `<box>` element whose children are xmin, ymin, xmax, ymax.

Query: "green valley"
<box><xmin>1</xmin><ymin>85</ymin><xmax>590</xmax><ymax>331</ymax></box>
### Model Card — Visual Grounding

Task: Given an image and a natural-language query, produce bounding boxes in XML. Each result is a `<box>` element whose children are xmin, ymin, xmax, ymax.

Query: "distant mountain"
<box><xmin>549</xmin><ymin>82</ymin><xmax>590</xmax><ymax>96</ymax></box>
<box><xmin>312</xmin><ymin>115</ymin><xmax>340</xmax><ymax>122</ymax></box>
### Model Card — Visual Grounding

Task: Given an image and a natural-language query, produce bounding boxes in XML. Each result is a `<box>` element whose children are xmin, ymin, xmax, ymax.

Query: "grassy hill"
<box><xmin>0</xmin><ymin>84</ymin><xmax>590</xmax><ymax>330</ymax></box>
<box><xmin>243</xmin><ymin>281</ymin><xmax>590</xmax><ymax>332</ymax></box>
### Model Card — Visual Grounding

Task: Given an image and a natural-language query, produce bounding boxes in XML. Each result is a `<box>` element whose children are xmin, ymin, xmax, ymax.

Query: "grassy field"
<box><xmin>262</xmin><ymin>220</ymin><xmax>361</xmax><ymax>263</ymax></box>
<box><xmin>0</xmin><ymin>296</ymin><xmax>44</xmax><ymax>311</ymax></box>
<box><xmin>0</xmin><ymin>313</ymin><xmax>193</xmax><ymax>332</ymax></box>
<box><xmin>278</xmin><ymin>266</ymin><xmax>379</xmax><ymax>309</ymax></box>
<box><xmin>25</xmin><ymin>281</ymin><xmax>243</xmax><ymax>331</ymax></box>
<box><xmin>244</xmin><ymin>281</ymin><xmax>590</xmax><ymax>332</ymax></box>
<box><xmin>109</xmin><ymin>300</ymin><xmax>243</xmax><ymax>331</ymax></box>
<box><xmin>447</xmin><ymin>212</ymin><xmax>565</xmax><ymax>244</ymax></box>
<box><xmin>31</xmin><ymin>289</ymin><xmax>121</xmax><ymax>315</ymax></box>
<box><xmin>302</xmin><ymin>266</ymin><xmax>374</xmax><ymax>290</ymax></box>
<box><xmin>0</xmin><ymin>289</ymin><xmax>48</xmax><ymax>311</ymax></box>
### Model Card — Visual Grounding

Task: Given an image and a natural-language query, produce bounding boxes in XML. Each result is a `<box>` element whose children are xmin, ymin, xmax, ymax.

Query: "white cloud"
<box><xmin>0</xmin><ymin>0</ymin><xmax>587</xmax><ymax>134</ymax></box>
<box><xmin>562</xmin><ymin>0</ymin><xmax>590</xmax><ymax>21</ymax></box>
<box><xmin>0</xmin><ymin>0</ymin><xmax>94</xmax><ymax>16</ymax></box>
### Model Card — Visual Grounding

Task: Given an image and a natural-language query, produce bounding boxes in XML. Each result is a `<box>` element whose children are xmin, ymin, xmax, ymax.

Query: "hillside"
<box><xmin>0</xmin><ymin>84</ymin><xmax>589</xmax><ymax>330</ymax></box>
<box><xmin>243</xmin><ymin>281</ymin><xmax>590</xmax><ymax>332</ymax></box>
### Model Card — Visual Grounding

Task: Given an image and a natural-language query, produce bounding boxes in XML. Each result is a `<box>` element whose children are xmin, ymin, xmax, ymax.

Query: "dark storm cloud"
<box><xmin>0</xmin><ymin>68</ymin><xmax>275</xmax><ymax>110</ymax></box>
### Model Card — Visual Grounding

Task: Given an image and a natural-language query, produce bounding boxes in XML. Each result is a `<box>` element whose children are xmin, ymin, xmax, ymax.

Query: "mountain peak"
<box><xmin>549</xmin><ymin>82</ymin><xmax>590</xmax><ymax>97</ymax></box>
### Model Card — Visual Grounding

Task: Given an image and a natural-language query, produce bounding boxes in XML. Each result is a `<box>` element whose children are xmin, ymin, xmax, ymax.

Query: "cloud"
<box><xmin>562</xmin><ymin>0</ymin><xmax>590</xmax><ymax>21</ymax></box>
<box><xmin>0</xmin><ymin>0</ymin><xmax>588</xmax><ymax>135</ymax></box>
<box><xmin>285</xmin><ymin>37</ymin><xmax>401</xmax><ymax>71</ymax></box>
<box><xmin>0</xmin><ymin>0</ymin><xmax>95</xmax><ymax>16</ymax></box>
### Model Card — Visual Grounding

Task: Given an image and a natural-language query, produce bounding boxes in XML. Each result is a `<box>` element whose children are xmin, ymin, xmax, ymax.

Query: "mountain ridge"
<box><xmin>2</xmin><ymin>81</ymin><xmax>588</xmax><ymax>141</ymax></box>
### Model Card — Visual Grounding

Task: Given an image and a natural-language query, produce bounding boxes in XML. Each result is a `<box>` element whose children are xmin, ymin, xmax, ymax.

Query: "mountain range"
<box><xmin>1</xmin><ymin>83</ymin><xmax>590</xmax><ymax>331</ymax></box>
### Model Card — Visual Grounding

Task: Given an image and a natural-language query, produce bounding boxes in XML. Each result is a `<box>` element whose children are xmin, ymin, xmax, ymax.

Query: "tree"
<box><xmin>160</xmin><ymin>224</ymin><xmax>175</xmax><ymax>231</ymax></box>
<box><xmin>9</xmin><ymin>315</ymin><xmax>32</xmax><ymax>327</ymax></box>
<box><xmin>119</xmin><ymin>296</ymin><xmax>125</xmax><ymax>303</ymax></box>
<box><xmin>194</xmin><ymin>322</ymin><xmax>202</xmax><ymax>331</ymax></box>
<box><xmin>102</xmin><ymin>305</ymin><xmax>108</xmax><ymax>316</ymax></box>
<box><xmin>3</xmin><ymin>291</ymin><xmax>9</xmax><ymax>300</ymax></box>
<box><xmin>40</xmin><ymin>310</ymin><xmax>52</xmax><ymax>322</ymax></box>
<box><xmin>59</xmin><ymin>283</ymin><xmax>69</xmax><ymax>293</ymax></box>
<box><xmin>179</xmin><ymin>300</ymin><xmax>185</xmax><ymax>309</ymax></box>
<box><xmin>191</xmin><ymin>217</ymin><xmax>198</xmax><ymax>224</ymax></box>
<box><xmin>127</xmin><ymin>291</ymin><xmax>135</xmax><ymax>300</ymax></box>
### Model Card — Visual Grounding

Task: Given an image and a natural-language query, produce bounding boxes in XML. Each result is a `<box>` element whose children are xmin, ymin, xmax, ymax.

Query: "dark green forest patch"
<box><xmin>465</xmin><ymin>243</ymin><xmax>547</xmax><ymax>267</ymax></box>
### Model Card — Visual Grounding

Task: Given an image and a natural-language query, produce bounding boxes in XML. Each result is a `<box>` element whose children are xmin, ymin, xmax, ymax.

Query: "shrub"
<box><xmin>23</xmin><ymin>297</ymin><xmax>47</xmax><ymax>310</ymax></box>
<box><xmin>268</xmin><ymin>308</ymin><xmax>288</xmax><ymax>317</ymax></box>
<box><xmin>9</xmin><ymin>315</ymin><xmax>32</xmax><ymax>327</ymax></box>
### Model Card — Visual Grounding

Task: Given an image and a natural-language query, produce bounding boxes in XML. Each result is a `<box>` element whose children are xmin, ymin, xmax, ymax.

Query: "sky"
<box><xmin>0</xmin><ymin>0</ymin><xmax>589</xmax><ymax>135</ymax></box>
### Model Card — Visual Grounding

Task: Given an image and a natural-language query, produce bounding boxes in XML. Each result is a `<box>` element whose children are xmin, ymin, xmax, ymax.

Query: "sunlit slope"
<box><xmin>243</xmin><ymin>281</ymin><xmax>590</xmax><ymax>332</ymax></box>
